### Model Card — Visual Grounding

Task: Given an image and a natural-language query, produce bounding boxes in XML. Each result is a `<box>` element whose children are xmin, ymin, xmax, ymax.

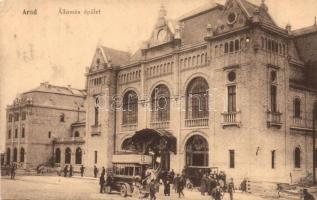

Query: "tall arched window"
<box><xmin>20</xmin><ymin>148</ymin><xmax>25</xmax><ymax>162</ymax></box>
<box><xmin>13</xmin><ymin>148</ymin><xmax>17</xmax><ymax>162</ymax></box>
<box><xmin>122</xmin><ymin>91</ymin><xmax>138</xmax><ymax>124</ymax></box>
<box><xmin>6</xmin><ymin>148</ymin><xmax>10</xmax><ymax>164</ymax></box>
<box><xmin>185</xmin><ymin>135</ymin><xmax>209</xmax><ymax>167</ymax></box>
<box><xmin>294</xmin><ymin>98</ymin><xmax>301</xmax><ymax>118</ymax></box>
<box><xmin>151</xmin><ymin>84</ymin><xmax>170</xmax><ymax>122</ymax></box>
<box><xmin>75</xmin><ymin>147</ymin><xmax>82</xmax><ymax>164</ymax></box>
<box><xmin>294</xmin><ymin>147</ymin><xmax>301</xmax><ymax>168</ymax></box>
<box><xmin>22</xmin><ymin>127</ymin><xmax>25</xmax><ymax>138</ymax></box>
<box><xmin>186</xmin><ymin>77</ymin><xmax>209</xmax><ymax>119</ymax></box>
<box><xmin>55</xmin><ymin>148</ymin><xmax>61</xmax><ymax>163</ymax></box>
<box><xmin>65</xmin><ymin>148</ymin><xmax>71</xmax><ymax>164</ymax></box>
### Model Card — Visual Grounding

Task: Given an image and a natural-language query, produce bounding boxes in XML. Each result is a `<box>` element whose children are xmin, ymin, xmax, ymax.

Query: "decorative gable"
<box><xmin>214</xmin><ymin>0</ymin><xmax>249</xmax><ymax>35</ymax></box>
<box><xmin>90</xmin><ymin>47</ymin><xmax>107</xmax><ymax>71</ymax></box>
<box><xmin>146</xmin><ymin>5</ymin><xmax>175</xmax><ymax>48</ymax></box>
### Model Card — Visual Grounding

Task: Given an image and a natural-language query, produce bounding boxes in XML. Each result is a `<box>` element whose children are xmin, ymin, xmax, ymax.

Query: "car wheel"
<box><xmin>120</xmin><ymin>184</ymin><xmax>127</xmax><ymax>197</ymax></box>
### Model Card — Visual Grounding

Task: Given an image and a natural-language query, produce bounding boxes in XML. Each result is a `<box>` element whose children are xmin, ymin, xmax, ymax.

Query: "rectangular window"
<box><xmin>94</xmin><ymin>151</ymin><xmax>98</xmax><ymax>164</ymax></box>
<box><xmin>8</xmin><ymin>114</ymin><xmax>12</xmax><ymax>122</ymax></box>
<box><xmin>270</xmin><ymin>85</ymin><xmax>277</xmax><ymax>112</ymax></box>
<box><xmin>22</xmin><ymin>112</ymin><xmax>26</xmax><ymax>120</ymax></box>
<box><xmin>15</xmin><ymin>129</ymin><xmax>18</xmax><ymax>138</ymax></box>
<box><xmin>235</xmin><ymin>40</ymin><xmax>240</xmax><ymax>51</ymax></box>
<box><xmin>229</xmin><ymin>150</ymin><xmax>235</xmax><ymax>168</ymax></box>
<box><xmin>8</xmin><ymin>130</ymin><xmax>11</xmax><ymax>139</ymax></box>
<box><xmin>229</xmin><ymin>41</ymin><xmax>234</xmax><ymax>52</ymax></box>
<box><xmin>14</xmin><ymin>113</ymin><xmax>19</xmax><ymax>121</ymax></box>
<box><xmin>48</xmin><ymin>131</ymin><xmax>51</xmax><ymax>138</ymax></box>
<box><xmin>225</xmin><ymin>43</ymin><xmax>229</xmax><ymax>53</ymax></box>
<box><xmin>272</xmin><ymin>150</ymin><xmax>276</xmax><ymax>169</ymax></box>
<box><xmin>228</xmin><ymin>86</ymin><xmax>236</xmax><ymax>112</ymax></box>
<box><xmin>95</xmin><ymin>107</ymin><xmax>99</xmax><ymax>126</ymax></box>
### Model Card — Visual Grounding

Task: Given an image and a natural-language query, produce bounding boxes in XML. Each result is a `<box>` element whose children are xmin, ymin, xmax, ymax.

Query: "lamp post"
<box><xmin>313</xmin><ymin>103</ymin><xmax>317</xmax><ymax>185</ymax></box>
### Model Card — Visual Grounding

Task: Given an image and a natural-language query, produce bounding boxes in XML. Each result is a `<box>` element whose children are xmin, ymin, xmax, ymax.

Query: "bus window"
<box><xmin>135</xmin><ymin>167</ymin><xmax>141</xmax><ymax>176</ymax></box>
<box><xmin>128</xmin><ymin>167</ymin><xmax>134</xmax><ymax>176</ymax></box>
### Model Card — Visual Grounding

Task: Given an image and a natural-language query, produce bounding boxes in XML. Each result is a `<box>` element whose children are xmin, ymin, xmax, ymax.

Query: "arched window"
<box><xmin>74</xmin><ymin>131</ymin><xmax>80</xmax><ymax>137</ymax></box>
<box><xmin>20</xmin><ymin>148</ymin><xmax>25</xmax><ymax>162</ymax></box>
<box><xmin>294</xmin><ymin>98</ymin><xmax>301</xmax><ymax>118</ymax></box>
<box><xmin>225</xmin><ymin>43</ymin><xmax>229</xmax><ymax>53</ymax></box>
<box><xmin>185</xmin><ymin>135</ymin><xmax>209</xmax><ymax>167</ymax></box>
<box><xmin>60</xmin><ymin>113</ymin><xmax>65</xmax><ymax>122</ymax></box>
<box><xmin>75</xmin><ymin>147</ymin><xmax>82</xmax><ymax>164</ymax></box>
<box><xmin>186</xmin><ymin>77</ymin><xmax>209</xmax><ymax>119</ymax></box>
<box><xmin>22</xmin><ymin>127</ymin><xmax>25</xmax><ymax>138</ymax></box>
<box><xmin>121</xmin><ymin>138</ymin><xmax>135</xmax><ymax>151</ymax></box>
<box><xmin>201</xmin><ymin>54</ymin><xmax>205</xmax><ymax>65</ymax></box>
<box><xmin>122</xmin><ymin>90</ymin><xmax>138</xmax><ymax>124</ymax></box>
<box><xmin>6</xmin><ymin>148</ymin><xmax>10</xmax><ymax>164</ymax></box>
<box><xmin>55</xmin><ymin>148</ymin><xmax>61</xmax><ymax>163</ymax></box>
<box><xmin>15</xmin><ymin>128</ymin><xmax>18</xmax><ymax>138</ymax></box>
<box><xmin>294</xmin><ymin>147</ymin><xmax>301</xmax><ymax>168</ymax></box>
<box><xmin>13</xmin><ymin>148</ymin><xmax>17</xmax><ymax>162</ymax></box>
<box><xmin>65</xmin><ymin>148</ymin><xmax>71</xmax><ymax>164</ymax></box>
<box><xmin>151</xmin><ymin>84</ymin><xmax>170</xmax><ymax>122</ymax></box>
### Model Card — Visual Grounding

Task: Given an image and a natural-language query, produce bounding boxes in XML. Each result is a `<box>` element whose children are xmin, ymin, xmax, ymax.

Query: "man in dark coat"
<box><xmin>200</xmin><ymin>174</ymin><xmax>207</xmax><ymax>195</ymax></box>
<box><xmin>101</xmin><ymin>166</ymin><xmax>106</xmax><ymax>177</ymax></box>
<box><xmin>303</xmin><ymin>189</ymin><xmax>315</xmax><ymax>200</ymax></box>
<box><xmin>170</xmin><ymin>169</ymin><xmax>175</xmax><ymax>182</ymax></box>
<box><xmin>149</xmin><ymin>179</ymin><xmax>156</xmax><ymax>200</ymax></box>
<box><xmin>63</xmin><ymin>165</ymin><xmax>68</xmax><ymax>177</ymax></box>
<box><xmin>164</xmin><ymin>179</ymin><xmax>171</xmax><ymax>196</ymax></box>
<box><xmin>93</xmin><ymin>165</ymin><xmax>98</xmax><ymax>178</ymax></box>
<box><xmin>80</xmin><ymin>165</ymin><xmax>85</xmax><ymax>177</ymax></box>
<box><xmin>99</xmin><ymin>174</ymin><xmax>105</xmax><ymax>193</ymax></box>
<box><xmin>69</xmin><ymin>165</ymin><xmax>73</xmax><ymax>177</ymax></box>
<box><xmin>177</xmin><ymin>175</ymin><xmax>185</xmax><ymax>198</ymax></box>
<box><xmin>173</xmin><ymin>174</ymin><xmax>179</xmax><ymax>193</ymax></box>
<box><xmin>212</xmin><ymin>185</ymin><xmax>223</xmax><ymax>200</ymax></box>
<box><xmin>227</xmin><ymin>178</ymin><xmax>235</xmax><ymax>200</ymax></box>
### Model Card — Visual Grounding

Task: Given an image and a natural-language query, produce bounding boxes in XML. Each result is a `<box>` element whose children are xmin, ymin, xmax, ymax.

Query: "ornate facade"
<box><xmin>84</xmin><ymin>0</ymin><xmax>317</xmax><ymax>184</ymax></box>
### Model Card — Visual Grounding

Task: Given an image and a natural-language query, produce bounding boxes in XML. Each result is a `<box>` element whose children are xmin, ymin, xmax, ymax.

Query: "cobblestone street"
<box><xmin>1</xmin><ymin>175</ymin><xmax>286</xmax><ymax>200</ymax></box>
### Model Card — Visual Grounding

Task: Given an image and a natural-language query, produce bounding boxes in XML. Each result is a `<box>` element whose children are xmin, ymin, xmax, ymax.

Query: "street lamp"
<box><xmin>313</xmin><ymin>102</ymin><xmax>317</xmax><ymax>185</ymax></box>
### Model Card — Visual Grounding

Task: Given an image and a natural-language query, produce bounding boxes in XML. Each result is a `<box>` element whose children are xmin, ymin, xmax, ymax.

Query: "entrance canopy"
<box><xmin>131</xmin><ymin>128</ymin><xmax>176</xmax><ymax>154</ymax></box>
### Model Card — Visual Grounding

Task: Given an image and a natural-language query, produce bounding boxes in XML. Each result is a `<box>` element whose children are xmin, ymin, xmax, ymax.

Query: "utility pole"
<box><xmin>313</xmin><ymin>103</ymin><xmax>317</xmax><ymax>185</ymax></box>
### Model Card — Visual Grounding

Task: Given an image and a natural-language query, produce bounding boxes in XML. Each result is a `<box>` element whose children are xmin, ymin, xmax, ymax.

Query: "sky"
<box><xmin>0</xmin><ymin>0</ymin><xmax>316</xmax><ymax>151</ymax></box>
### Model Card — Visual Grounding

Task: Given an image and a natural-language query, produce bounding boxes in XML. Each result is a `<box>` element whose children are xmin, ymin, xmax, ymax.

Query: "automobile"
<box><xmin>105</xmin><ymin>152</ymin><xmax>156</xmax><ymax>198</ymax></box>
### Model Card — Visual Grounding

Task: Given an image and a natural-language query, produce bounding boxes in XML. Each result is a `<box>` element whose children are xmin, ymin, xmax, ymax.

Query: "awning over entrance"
<box><xmin>131</xmin><ymin>128</ymin><xmax>176</xmax><ymax>154</ymax></box>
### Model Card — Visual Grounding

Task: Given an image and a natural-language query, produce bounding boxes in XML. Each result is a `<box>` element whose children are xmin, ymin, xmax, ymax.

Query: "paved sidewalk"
<box><xmin>1</xmin><ymin>175</ymin><xmax>283</xmax><ymax>200</ymax></box>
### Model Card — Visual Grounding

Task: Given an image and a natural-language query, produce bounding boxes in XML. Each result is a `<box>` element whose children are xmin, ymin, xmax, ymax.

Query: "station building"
<box><xmin>84</xmin><ymin>0</ymin><xmax>317</xmax><ymax>184</ymax></box>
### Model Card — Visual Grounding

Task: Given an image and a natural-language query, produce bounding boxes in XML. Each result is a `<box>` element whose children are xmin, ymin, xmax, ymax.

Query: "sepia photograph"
<box><xmin>0</xmin><ymin>0</ymin><xmax>317</xmax><ymax>199</ymax></box>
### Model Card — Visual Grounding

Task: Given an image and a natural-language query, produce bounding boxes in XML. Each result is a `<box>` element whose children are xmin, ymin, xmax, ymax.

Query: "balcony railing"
<box><xmin>221</xmin><ymin>111</ymin><xmax>241</xmax><ymax>128</ymax></box>
<box><xmin>223</xmin><ymin>51</ymin><xmax>243</xmax><ymax>67</ymax></box>
<box><xmin>121</xmin><ymin>124</ymin><xmax>137</xmax><ymax>131</ymax></box>
<box><xmin>91</xmin><ymin>124</ymin><xmax>101</xmax><ymax>136</ymax></box>
<box><xmin>185</xmin><ymin>118</ymin><xmax>209</xmax><ymax>127</ymax></box>
<box><xmin>54</xmin><ymin>137</ymin><xmax>85</xmax><ymax>144</ymax></box>
<box><xmin>290</xmin><ymin>117</ymin><xmax>313</xmax><ymax>130</ymax></box>
<box><xmin>150</xmin><ymin>121</ymin><xmax>170</xmax><ymax>129</ymax></box>
<box><xmin>267</xmin><ymin>111</ymin><xmax>282</xmax><ymax>128</ymax></box>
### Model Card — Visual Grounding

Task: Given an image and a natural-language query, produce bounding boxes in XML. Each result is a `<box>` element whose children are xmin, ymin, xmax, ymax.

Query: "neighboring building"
<box><xmin>4</xmin><ymin>82</ymin><xmax>86</xmax><ymax>169</ymax></box>
<box><xmin>84</xmin><ymin>0</ymin><xmax>317</xmax><ymax>184</ymax></box>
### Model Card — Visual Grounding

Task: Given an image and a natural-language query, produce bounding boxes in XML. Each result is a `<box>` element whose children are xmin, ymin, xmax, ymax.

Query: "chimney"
<box><xmin>286</xmin><ymin>23</ymin><xmax>292</xmax><ymax>34</ymax></box>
